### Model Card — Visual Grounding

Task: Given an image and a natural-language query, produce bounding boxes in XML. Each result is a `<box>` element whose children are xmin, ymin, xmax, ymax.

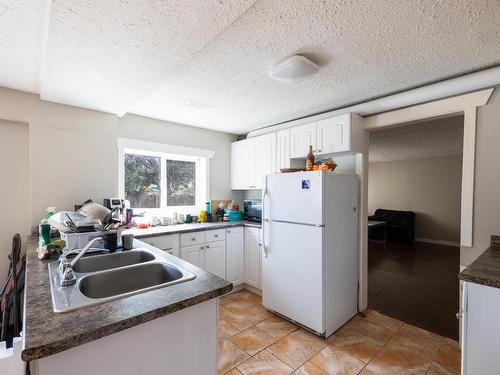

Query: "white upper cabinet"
<box><xmin>290</xmin><ymin>122</ymin><xmax>317</xmax><ymax>158</ymax></box>
<box><xmin>317</xmin><ymin>113</ymin><xmax>351</xmax><ymax>154</ymax></box>
<box><xmin>231</xmin><ymin>133</ymin><xmax>276</xmax><ymax>190</ymax></box>
<box><xmin>231</xmin><ymin>139</ymin><xmax>251</xmax><ymax>190</ymax></box>
<box><xmin>288</xmin><ymin>113</ymin><xmax>364</xmax><ymax>158</ymax></box>
<box><xmin>276</xmin><ymin>129</ymin><xmax>291</xmax><ymax>170</ymax></box>
<box><xmin>253</xmin><ymin>132</ymin><xmax>276</xmax><ymax>188</ymax></box>
<box><xmin>231</xmin><ymin>112</ymin><xmax>363</xmax><ymax>190</ymax></box>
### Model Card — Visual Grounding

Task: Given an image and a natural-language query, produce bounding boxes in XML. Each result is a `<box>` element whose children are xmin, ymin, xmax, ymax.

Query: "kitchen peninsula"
<box><xmin>23</xmin><ymin>236</ymin><xmax>232</xmax><ymax>375</ymax></box>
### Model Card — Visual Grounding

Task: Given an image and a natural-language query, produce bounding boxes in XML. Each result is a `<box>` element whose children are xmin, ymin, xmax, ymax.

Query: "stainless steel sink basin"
<box><xmin>79</xmin><ymin>262</ymin><xmax>183</xmax><ymax>299</ymax></box>
<box><xmin>48</xmin><ymin>247</ymin><xmax>196</xmax><ymax>313</ymax></box>
<box><xmin>72</xmin><ymin>250</ymin><xmax>155</xmax><ymax>273</ymax></box>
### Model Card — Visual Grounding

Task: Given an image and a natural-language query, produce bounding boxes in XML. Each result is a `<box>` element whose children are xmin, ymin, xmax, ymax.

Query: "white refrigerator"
<box><xmin>262</xmin><ymin>171</ymin><xmax>359</xmax><ymax>337</ymax></box>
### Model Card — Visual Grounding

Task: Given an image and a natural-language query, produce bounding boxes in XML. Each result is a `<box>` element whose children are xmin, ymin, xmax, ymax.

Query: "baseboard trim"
<box><xmin>226</xmin><ymin>283</ymin><xmax>262</xmax><ymax>296</ymax></box>
<box><xmin>415</xmin><ymin>237</ymin><xmax>460</xmax><ymax>247</ymax></box>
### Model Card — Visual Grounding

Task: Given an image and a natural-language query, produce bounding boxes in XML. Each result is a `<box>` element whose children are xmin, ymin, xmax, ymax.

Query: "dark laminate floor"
<box><xmin>368</xmin><ymin>240</ymin><xmax>460</xmax><ymax>340</ymax></box>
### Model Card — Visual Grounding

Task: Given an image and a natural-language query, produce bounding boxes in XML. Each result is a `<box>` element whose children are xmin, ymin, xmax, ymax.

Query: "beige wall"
<box><xmin>369</xmin><ymin>155</ymin><xmax>462</xmax><ymax>244</ymax></box>
<box><xmin>461</xmin><ymin>87</ymin><xmax>500</xmax><ymax>266</ymax></box>
<box><xmin>0</xmin><ymin>120</ymin><xmax>30</xmax><ymax>280</ymax></box>
<box><xmin>118</xmin><ymin>114</ymin><xmax>242</xmax><ymax>203</ymax></box>
<box><xmin>0</xmin><ymin>87</ymin><xmax>119</xmax><ymax>231</ymax></box>
<box><xmin>0</xmin><ymin>87</ymin><xmax>242</xmax><ymax>236</ymax></box>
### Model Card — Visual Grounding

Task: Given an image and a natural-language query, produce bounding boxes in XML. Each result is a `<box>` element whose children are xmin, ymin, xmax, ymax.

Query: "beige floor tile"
<box><xmin>236</xmin><ymin>292</ymin><xmax>263</xmax><ymax>307</ymax></box>
<box><xmin>362</xmin><ymin>340</ymin><xmax>432</xmax><ymax>375</ymax></box>
<box><xmin>237</xmin><ymin>350</ymin><xmax>294</xmax><ymax>375</ymax></box>
<box><xmin>329</xmin><ymin>315</ymin><xmax>362</xmax><ymax>341</ymax></box>
<box><xmin>221</xmin><ymin>292</ymin><xmax>250</xmax><ymax>309</ymax></box>
<box><xmin>391</xmin><ymin>323</ymin><xmax>444</xmax><ymax>356</ymax></box>
<box><xmin>225</xmin><ymin>369</ymin><xmax>243</xmax><ymax>375</ymax></box>
<box><xmin>221</xmin><ymin>305</ymin><xmax>269</xmax><ymax>331</ymax></box>
<box><xmin>219</xmin><ymin>320</ymin><xmax>240</xmax><ymax>341</ymax></box>
<box><xmin>218</xmin><ymin>339</ymin><xmax>251</xmax><ymax>374</ymax></box>
<box><xmin>329</xmin><ymin>331</ymin><xmax>383</xmax><ymax>363</ymax></box>
<box><xmin>310</xmin><ymin>346</ymin><xmax>366</xmax><ymax>374</ymax></box>
<box><xmin>339</xmin><ymin>317</ymin><xmax>394</xmax><ymax>344</ymax></box>
<box><xmin>245</xmin><ymin>304</ymin><xmax>276</xmax><ymax>318</ymax></box>
<box><xmin>428</xmin><ymin>343</ymin><xmax>460</xmax><ymax>375</ymax></box>
<box><xmin>268</xmin><ymin>335</ymin><xmax>320</xmax><ymax>369</ymax></box>
<box><xmin>363</xmin><ymin>310</ymin><xmax>403</xmax><ymax>332</ymax></box>
<box><xmin>292</xmin><ymin>361</ymin><xmax>329</xmax><ymax>375</ymax></box>
<box><xmin>256</xmin><ymin>316</ymin><xmax>299</xmax><ymax>340</ymax></box>
<box><xmin>290</xmin><ymin>329</ymin><xmax>329</xmax><ymax>351</ymax></box>
<box><xmin>230</xmin><ymin>326</ymin><xmax>277</xmax><ymax>355</ymax></box>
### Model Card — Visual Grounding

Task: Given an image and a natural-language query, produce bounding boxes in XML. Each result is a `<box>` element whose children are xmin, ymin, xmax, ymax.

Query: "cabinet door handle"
<box><xmin>206</xmin><ymin>245</ymin><xmax>210</xmax><ymax>248</ymax></box>
<box><xmin>214</xmin><ymin>234</ymin><xmax>218</xmax><ymax>237</ymax></box>
<box><xmin>191</xmin><ymin>238</ymin><xmax>196</xmax><ymax>241</ymax></box>
<box><xmin>317</xmin><ymin>149</ymin><xmax>322</xmax><ymax>153</ymax></box>
<box><xmin>200</xmin><ymin>246</ymin><xmax>205</xmax><ymax>249</ymax></box>
<box><xmin>227</xmin><ymin>230</ymin><xmax>231</xmax><ymax>233</ymax></box>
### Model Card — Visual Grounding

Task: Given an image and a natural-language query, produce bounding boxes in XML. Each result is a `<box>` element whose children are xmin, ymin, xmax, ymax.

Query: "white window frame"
<box><xmin>118</xmin><ymin>138</ymin><xmax>214</xmax><ymax>214</ymax></box>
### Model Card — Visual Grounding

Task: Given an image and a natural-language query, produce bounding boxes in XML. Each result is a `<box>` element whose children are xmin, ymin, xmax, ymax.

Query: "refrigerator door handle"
<box><xmin>262</xmin><ymin>175</ymin><xmax>268</xmax><ymax>257</ymax></box>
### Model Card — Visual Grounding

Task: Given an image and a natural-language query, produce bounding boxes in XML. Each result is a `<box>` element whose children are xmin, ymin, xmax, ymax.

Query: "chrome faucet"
<box><xmin>59</xmin><ymin>237</ymin><xmax>102</xmax><ymax>286</ymax></box>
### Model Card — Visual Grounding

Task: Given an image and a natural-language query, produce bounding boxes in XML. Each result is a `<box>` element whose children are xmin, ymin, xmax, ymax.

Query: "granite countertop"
<box><xmin>459</xmin><ymin>235</ymin><xmax>500</xmax><ymax>288</ymax></box>
<box><xmin>124</xmin><ymin>220</ymin><xmax>262</xmax><ymax>238</ymax></box>
<box><xmin>22</xmin><ymin>237</ymin><xmax>232</xmax><ymax>361</ymax></box>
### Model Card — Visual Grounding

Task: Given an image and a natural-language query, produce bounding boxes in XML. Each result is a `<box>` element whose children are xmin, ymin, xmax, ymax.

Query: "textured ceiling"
<box><xmin>0</xmin><ymin>0</ymin><xmax>47</xmax><ymax>93</ymax></box>
<box><xmin>0</xmin><ymin>1</ymin><xmax>499</xmax><ymax>133</ymax></box>
<box><xmin>40</xmin><ymin>0</ymin><xmax>256</xmax><ymax>114</ymax></box>
<box><xmin>369</xmin><ymin>115</ymin><xmax>464</xmax><ymax>162</ymax></box>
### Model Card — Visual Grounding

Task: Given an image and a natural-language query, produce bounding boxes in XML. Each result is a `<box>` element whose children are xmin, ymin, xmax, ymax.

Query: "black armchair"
<box><xmin>368</xmin><ymin>209</ymin><xmax>415</xmax><ymax>244</ymax></box>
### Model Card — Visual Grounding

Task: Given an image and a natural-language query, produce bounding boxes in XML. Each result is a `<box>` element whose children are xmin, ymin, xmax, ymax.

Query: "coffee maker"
<box><xmin>103</xmin><ymin>198</ymin><xmax>131</xmax><ymax>221</ymax></box>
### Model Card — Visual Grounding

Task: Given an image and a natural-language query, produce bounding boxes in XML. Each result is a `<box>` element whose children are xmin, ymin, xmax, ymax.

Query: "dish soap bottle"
<box><xmin>306</xmin><ymin>145</ymin><xmax>315</xmax><ymax>171</ymax></box>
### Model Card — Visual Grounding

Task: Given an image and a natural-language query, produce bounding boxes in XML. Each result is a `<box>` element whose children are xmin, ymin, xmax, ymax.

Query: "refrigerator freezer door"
<box><xmin>266</xmin><ymin>171</ymin><xmax>324</xmax><ymax>225</ymax></box>
<box><xmin>262</xmin><ymin>221</ymin><xmax>324</xmax><ymax>333</ymax></box>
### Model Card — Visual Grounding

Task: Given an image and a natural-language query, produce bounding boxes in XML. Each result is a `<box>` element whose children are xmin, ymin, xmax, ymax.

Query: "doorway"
<box><xmin>367</xmin><ymin>115</ymin><xmax>463</xmax><ymax>339</ymax></box>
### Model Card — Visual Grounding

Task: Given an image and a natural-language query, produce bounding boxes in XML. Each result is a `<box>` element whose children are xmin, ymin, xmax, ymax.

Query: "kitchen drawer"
<box><xmin>206</xmin><ymin>229</ymin><xmax>226</xmax><ymax>242</ymax></box>
<box><xmin>141</xmin><ymin>234</ymin><xmax>179</xmax><ymax>251</ymax></box>
<box><xmin>180</xmin><ymin>231</ymin><xmax>206</xmax><ymax>247</ymax></box>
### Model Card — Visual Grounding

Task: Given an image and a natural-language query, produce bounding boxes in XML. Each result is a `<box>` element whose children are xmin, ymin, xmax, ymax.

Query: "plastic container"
<box><xmin>39</xmin><ymin>220</ymin><xmax>51</xmax><ymax>246</ymax></box>
<box><xmin>199</xmin><ymin>210</ymin><xmax>206</xmax><ymax>222</ymax></box>
<box><xmin>227</xmin><ymin>210</ymin><xmax>243</xmax><ymax>221</ymax></box>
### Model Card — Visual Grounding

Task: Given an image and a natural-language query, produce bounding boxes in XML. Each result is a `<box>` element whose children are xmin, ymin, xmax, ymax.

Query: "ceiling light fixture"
<box><xmin>268</xmin><ymin>55</ymin><xmax>319</xmax><ymax>84</ymax></box>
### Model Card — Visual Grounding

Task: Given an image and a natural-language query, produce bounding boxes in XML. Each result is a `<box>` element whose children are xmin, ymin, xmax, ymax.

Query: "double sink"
<box><xmin>48</xmin><ymin>248</ymin><xmax>196</xmax><ymax>313</ymax></box>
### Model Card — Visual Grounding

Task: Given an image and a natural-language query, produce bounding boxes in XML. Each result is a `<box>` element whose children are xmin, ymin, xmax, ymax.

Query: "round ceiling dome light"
<box><xmin>268</xmin><ymin>55</ymin><xmax>319</xmax><ymax>84</ymax></box>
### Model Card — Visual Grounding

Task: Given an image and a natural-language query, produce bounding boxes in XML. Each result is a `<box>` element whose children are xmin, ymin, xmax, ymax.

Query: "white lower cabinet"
<box><xmin>139</xmin><ymin>233</ymin><xmax>180</xmax><ymax>257</ymax></box>
<box><xmin>245</xmin><ymin>227</ymin><xmax>261</xmax><ymax>289</ymax></box>
<box><xmin>180</xmin><ymin>243</ymin><xmax>206</xmax><ymax>270</ymax></box>
<box><xmin>146</xmin><ymin>226</ymin><xmax>262</xmax><ymax>290</ymax></box>
<box><xmin>226</xmin><ymin>227</ymin><xmax>245</xmax><ymax>286</ymax></box>
<box><xmin>461</xmin><ymin>281</ymin><xmax>500</xmax><ymax>375</ymax></box>
<box><xmin>204</xmin><ymin>240</ymin><xmax>226</xmax><ymax>279</ymax></box>
<box><xmin>180</xmin><ymin>230</ymin><xmax>226</xmax><ymax>279</ymax></box>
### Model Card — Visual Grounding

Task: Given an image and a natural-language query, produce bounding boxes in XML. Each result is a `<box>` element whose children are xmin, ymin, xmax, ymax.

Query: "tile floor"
<box><xmin>218</xmin><ymin>289</ymin><xmax>460</xmax><ymax>375</ymax></box>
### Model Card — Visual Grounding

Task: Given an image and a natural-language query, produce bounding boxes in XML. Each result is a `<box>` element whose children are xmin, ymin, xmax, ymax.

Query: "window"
<box><xmin>166</xmin><ymin>159</ymin><xmax>196</xmax><ymax>206</ymax></box>
<box><xmin>118</xmin><ymin>139</ymin><xmax>213</xmax><ymax>212</ymax></box>
<box><xmin>124</xmin><ymin>154</ymin><xmax>161</xmax><ymax>208</ymax></box>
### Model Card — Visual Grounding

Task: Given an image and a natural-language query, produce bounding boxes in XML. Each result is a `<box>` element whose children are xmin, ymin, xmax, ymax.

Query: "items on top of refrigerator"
<box><xmin>306</xmin><ymin>145</ymin><xmax>315</xmax><ymax>171</ymax></box>
<box><xmin>312</xmin><ymin>158</ymin><xmax>337</xmax><ymax>171</ymax></box>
